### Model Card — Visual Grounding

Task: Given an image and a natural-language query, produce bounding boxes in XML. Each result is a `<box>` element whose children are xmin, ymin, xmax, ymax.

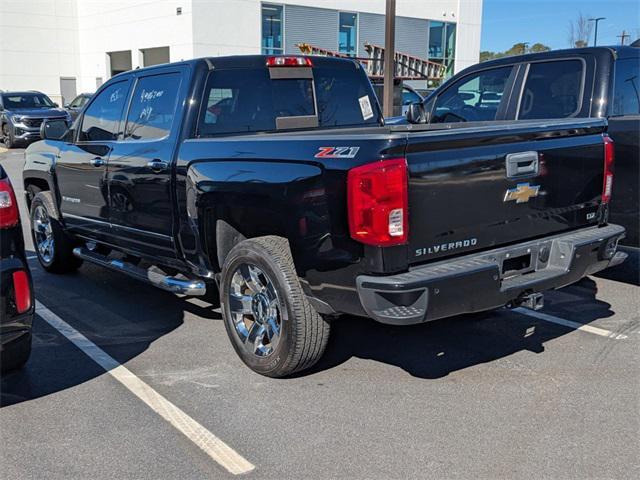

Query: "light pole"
<box><xmin>383</xmin><ymin>0</ymin><xmax>396</xmax><ymax>118</ymax></box>
<box><xmin>589</xmin><ymin>17</ymin><xmax>605</xmax><ymax>46</ymax></box>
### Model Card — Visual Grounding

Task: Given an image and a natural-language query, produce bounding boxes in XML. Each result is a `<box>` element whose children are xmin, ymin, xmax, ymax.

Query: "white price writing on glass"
<box><xmin>140</xmin><ymin>89</ymin><xmax>165</xmax><ymax>102</ymax></box>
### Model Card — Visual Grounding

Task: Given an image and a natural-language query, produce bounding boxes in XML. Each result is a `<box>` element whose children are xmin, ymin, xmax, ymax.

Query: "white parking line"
<box><xmin>35</xmin><ymin>300</ymin><xmax>255</xmax><ymax>475</ymax></box>
<box><xmin>513</xmin><ymin>307</ymin><xmax>628</xmax><ymax>340</ymax></box>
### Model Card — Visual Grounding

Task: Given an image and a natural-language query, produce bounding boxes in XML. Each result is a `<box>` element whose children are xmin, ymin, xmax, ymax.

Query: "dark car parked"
<box><xmin>65</xmin><ymin>93</ymin><xmax>93</xmax><ymax>121</ymax></box>
<box><xmin>404</xmin><ymin>46</ymin><xmax>640</xmax><ymax>248</ymax></box>
<box><xmin>1</xmin><ymin>91</ymin><xmax>72</xmax><ymax>148</ymax></box>
<box><xmin>0</xmin><ymin>165</ymin><xmax>34</xmax><ymax>372</ymax></box>
<box><xmin>371</xmin><ymin>80</ymin><xmax>424</xmax><ymax>116</ymax></box>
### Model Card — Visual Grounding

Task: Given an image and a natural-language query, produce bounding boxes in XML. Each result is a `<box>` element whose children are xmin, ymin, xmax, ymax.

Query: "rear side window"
<box><xmin>431</xmin><ymin>66</ymin><xmax>513</xmax><ymax>123</ymax></box>
<box><xmin>124</xmin><ymin>72</ymin><xmax>182</xmax><ymax>141</ymax></box>
<box><xmin>198</xmin><ymin>65</ymin><xmax>378</xmax><ymax>136</ymax></box>
<box><xmin>518</xmin><ymin>60</ymin><xmax>583</xmax><ymax>120</ymax></box>
<box><xmin>314</xmin><ymin>66</ymin><xmax>378</xmax><ymax>127</ymax></box>
<box><xmin>612</xmin><ymin>58</ymin><xmax>640</xmax><ymax>116</ymax></box>
<box><xmin>80</xmin><ymin>80</ymin><xmax>130</xmax><ymax>142</ymax></box>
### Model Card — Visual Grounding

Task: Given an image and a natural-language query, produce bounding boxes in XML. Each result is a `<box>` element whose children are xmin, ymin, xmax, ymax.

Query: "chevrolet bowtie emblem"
<box><xmin>504</xmin><ymin>183</ymin><xmax>540</xmax><ymax>203</ymax></box>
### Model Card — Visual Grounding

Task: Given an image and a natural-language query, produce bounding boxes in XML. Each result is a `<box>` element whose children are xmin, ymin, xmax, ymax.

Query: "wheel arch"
<box><xmin>184</xmin><ymin>160</ymin><xmax>326</xmax><ymax>274</ymax></box>
<box><xmin>202</xmin><ymin>200</ymin><xmax>289</xmax><ymax>272</ymax></box>
<box><xmin>23</xmin><ymin>174</ymin><xmax>54</xmax><ymax>211</ymax></box>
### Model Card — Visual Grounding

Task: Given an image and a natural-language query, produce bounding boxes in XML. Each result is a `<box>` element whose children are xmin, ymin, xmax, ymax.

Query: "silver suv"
<box><xmin>0</xmin><ymin>91</ymin><xmax>71</xmax><ymax>148</ymax></box>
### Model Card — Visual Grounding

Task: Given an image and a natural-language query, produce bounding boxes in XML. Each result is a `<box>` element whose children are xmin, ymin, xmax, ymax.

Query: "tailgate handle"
<box><xmin>506</xmin><ymin>151</ymin><xmax>539</xmax><ymax>179</ymax></box>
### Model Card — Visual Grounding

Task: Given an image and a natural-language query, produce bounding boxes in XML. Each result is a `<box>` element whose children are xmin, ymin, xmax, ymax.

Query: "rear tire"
<box><xmin>30</xmin><ymin>191</ymin><xmax>82</xmax><ymax>273</ymax></box>
<box><xmin>220</xmin><ymin>236</ymin><xmax>330</xmax><ymax>377</ymax></box>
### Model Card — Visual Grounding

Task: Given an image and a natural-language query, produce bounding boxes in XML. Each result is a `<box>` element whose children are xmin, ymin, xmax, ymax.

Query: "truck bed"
<box><xmin>185</xmin><ymin>117</ymin><xmax>608</xmax><ymax>267</ymax></box>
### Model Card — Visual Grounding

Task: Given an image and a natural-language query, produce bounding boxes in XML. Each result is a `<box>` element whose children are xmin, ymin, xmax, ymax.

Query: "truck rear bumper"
<box><xmin>356</xmin><ymin>224</ymin><xmax>626</xmax><ymax>325</ymax></box>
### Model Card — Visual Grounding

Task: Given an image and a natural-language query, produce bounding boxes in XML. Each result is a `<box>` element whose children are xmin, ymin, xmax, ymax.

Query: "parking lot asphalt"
<box><xmin>1</xmin><ymin>146</ymin><xmax>639</xmax><ymax>480</ymax></box>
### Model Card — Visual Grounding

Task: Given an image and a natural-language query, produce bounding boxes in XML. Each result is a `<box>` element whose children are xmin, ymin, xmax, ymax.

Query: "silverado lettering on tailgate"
<box><xmin>415</xmin><ymin>238</ymin><xmax>478</xmax><ymax>257</ymax></box>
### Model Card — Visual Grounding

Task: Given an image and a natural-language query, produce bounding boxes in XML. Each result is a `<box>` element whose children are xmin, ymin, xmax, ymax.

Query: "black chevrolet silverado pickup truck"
<box><xmin>402</xmin><ymin>45</ymin><xmax>640</xmax><ymax>248</ymax></box>
<box><xmin>23</xmin><ymin>55</ymin><xmax>626</xmax><ymax>377</ymax></box>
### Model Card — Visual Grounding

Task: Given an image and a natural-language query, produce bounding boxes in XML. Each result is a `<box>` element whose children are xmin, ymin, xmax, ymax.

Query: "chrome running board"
<box><xmin>73</xmin><ymin>247</ymin><xmax>206</xmax><ymax>296</ymax></box>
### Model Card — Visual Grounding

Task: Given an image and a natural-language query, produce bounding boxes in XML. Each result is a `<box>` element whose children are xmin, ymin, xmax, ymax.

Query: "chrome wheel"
<box><xmin>228</xmin><ymin>264</ymin><xmax>282</xmax><ymax>357</ymax></box>
<box><xmin>33</xmin><ymin>205</ymin><xmax>54</xmax><ymax>263</ymax></box>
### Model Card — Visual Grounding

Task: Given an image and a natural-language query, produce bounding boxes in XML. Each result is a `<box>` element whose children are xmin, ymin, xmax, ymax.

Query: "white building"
<box><xmin>0</xmin><ymin>0</ymin><xmax>483</xmax><ymax>105</ymax></box>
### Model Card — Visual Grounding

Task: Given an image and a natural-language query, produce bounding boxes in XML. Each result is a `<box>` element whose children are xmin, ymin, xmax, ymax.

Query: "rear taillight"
<box><xmin>347</xmin><ymin>158</ymin><xmax>408</xmax><ymax>247</ymax></box>
<box><xmin>12</xmin><ymin>270</ymin><xmax>32</xmax><ymax>314</ymax></box>
<box><xmin>266</xmin><ymin>56</ymin><xmax>313</xmax><ymax>67</ymax></box>
<box><xmin>602</xmin><ymin>135</ymin><xmax>614</xmax><ymax>204</ymax></box>
<box><xmin>0</xmin><ymin>177</ymin><xmax>19</xmax><ymax>228</ymax></box>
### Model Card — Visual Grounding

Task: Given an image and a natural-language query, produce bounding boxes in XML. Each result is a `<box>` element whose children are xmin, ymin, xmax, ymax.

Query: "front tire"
<box><xmin>2</xmin><ymin>124</ymin><xmax>15</xmax><ymax>149</ymax></box>
<box><xmin>30</xmin><ymin>192</ymin><xmax>82</xmax><ymax>273</ymax></box>
<box><xmin>220</xmin><ymin>236</ymin><xmax>330</xmax><ymax>377</ymax></box>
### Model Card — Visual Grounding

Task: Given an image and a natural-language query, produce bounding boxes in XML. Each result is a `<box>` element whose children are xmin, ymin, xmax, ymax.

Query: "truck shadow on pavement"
<box><xmin>0</xmin><ymin>263</ymin><xmax>628</xmax><ymax>402</ymax></box>
<box><xmin>0</xmin><ymin>259</ymin><xmax>220</xmax><ymax>408</ymax></box>
<box><xmin>594</xmin><ymin>248</ymin><xmax>640</xmax><ymax>286</ymax></box>
<box><xmin>310</xmin><ymin>277</ymin><xmax>618</xmax><ymax>379</ymax></box>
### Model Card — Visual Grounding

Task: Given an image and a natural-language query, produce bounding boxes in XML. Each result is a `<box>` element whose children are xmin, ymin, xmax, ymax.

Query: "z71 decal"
<box><xmin>314</xmin><ymin>146</ymin><xmax>360</xmax><ymax>158</ymax></box>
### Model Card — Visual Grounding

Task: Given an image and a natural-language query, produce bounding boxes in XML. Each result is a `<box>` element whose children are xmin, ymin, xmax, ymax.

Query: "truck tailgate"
<box><xmin>404</xmin><ymin>119</ymin><xmax>609</xmax><ymax>265</ymax></box>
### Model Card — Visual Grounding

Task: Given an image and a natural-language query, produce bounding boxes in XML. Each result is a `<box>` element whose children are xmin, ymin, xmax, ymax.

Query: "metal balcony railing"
<box><xmin>296</xmin><ymin>42</ymin><xmax>445</xmax><ymax>81</ymax></box>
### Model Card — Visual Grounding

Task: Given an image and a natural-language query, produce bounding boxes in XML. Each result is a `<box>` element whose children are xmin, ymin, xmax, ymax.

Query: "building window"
<box><xmin>445</xmin><ymin>23</ymin><xmax>456</xmax><ymax>59</ymax></box>
<box><xmin>338</xmin><ymin>12</ymin><xmax>358</xmax><ymax>56</ymax></box>
<box><xmin>428</xmin><ymin>21</ymin><xmax>445</xmax><ymax>59</ymax></box>
<box><xmin>262</xmin><ymin>3</ymin><xmax>283</xmax><ymax>54</ymax></box>
<box><xmin>429</xmin><ymin>21</ymin><xmax>457</xmax><ymax>77</ymax></box>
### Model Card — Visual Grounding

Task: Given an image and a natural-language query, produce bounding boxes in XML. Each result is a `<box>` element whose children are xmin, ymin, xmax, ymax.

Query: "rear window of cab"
<box><xmin>197</xmin><ymin>65</ymin><xmax>380</xmax><ymax>136</ymax></box>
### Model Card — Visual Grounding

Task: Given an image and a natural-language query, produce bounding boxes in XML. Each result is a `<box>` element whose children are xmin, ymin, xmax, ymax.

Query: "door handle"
<box><xmin>506</xmin><ymin>151</ymin><xmax>539</xmax><ymax>179</ymax></box>
<box><xmin>147</xmin><ymin>160</ymin><xmax>169</xmax><ymax>173</ymax></box>
<box><xmin>90</xmin><ymin>157</ymin><xmax>105</xmax><ymax>167</ymax></box>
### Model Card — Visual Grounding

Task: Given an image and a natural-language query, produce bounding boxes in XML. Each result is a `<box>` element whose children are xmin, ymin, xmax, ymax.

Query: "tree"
<box><xmin>568</xmin><ymin>13</ymin><xmax>593</xmax><ymax>47</ymax></box>
<box><xmin>505</xmin><ymin>42</ymin><xmax>529</xmax><ymax>56</ymax></box>
<box><xmin>480</xmin><ymin>51</ymin><xmax>495</xmax><ymax>62</ymax></box>
<box><xmin>479</xmin><ymin>42</ymin><xmax>551</xmax><ymax>62</ymax></box>
<box><xmin>529</xmin><ymin>43</ymin><xmax>551</xmax><ymax>53</ymax></box>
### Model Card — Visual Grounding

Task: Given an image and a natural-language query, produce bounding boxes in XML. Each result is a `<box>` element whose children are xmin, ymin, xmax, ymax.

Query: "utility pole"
<box><xmin>617</xmin><ymin>30</ymin><xmax>630</xmax><ymax>45</ymax></box>
<box><xmin>589</xmin><ymin>17</ymin><xmax>605</xmax><ymax>46</ymax></box>
<box><xmin>383</xmin><ymin>0</ymin><xmax>396</xmax><ymax>118</ymax></box>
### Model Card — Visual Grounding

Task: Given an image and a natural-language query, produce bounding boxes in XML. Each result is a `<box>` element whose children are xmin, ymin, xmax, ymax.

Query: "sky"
<box><xmin>481</xmin><ymin>0</ymin><xmax>640</xmax><ymax>52</ymax></box>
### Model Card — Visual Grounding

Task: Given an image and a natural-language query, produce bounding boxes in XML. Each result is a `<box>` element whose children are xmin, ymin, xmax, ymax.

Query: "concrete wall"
<box><xmin>454</xmin><ymin>0</ymin><xmax>483</xmax><ymax>72</ymax></box>
<box><xmin>0</xmin><ymin>0</ymin><xmax>482</xmax><ymax>99</ymax></box>
<box><xmin>191</xmin><ymin>0</ymin><xmax>260</xmax><ymax>58</ymax></box>
<box><xmin>276</xmin><ymin>0</ymin><xmax>461</xmax><ymax>20</ymax></box>
<box><xmin>192</xmin><ymin>0</ymin><xmax>481</xmax><ymax>68</ymax></box>
<box><xmin>75</xmin><ymin>0</ymin><xmax>194</xmax><ymax>92</ymax></box>
<box><xmin>269</xmin><ymin>0</ymin><xmax>481</xmax><ymax>72</ymax></box>
<box><xmin>0</xmin><ymin>0</ymin><xmax>80</xmax><ymax>105</ymax></box>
